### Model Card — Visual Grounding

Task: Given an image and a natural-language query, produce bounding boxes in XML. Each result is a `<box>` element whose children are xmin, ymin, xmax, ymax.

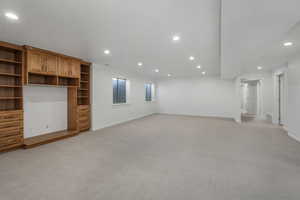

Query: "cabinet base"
<box><xmin>23</xmin><ymin>130</ymin><xmax>78</xmax><ymax>149</ymax></box>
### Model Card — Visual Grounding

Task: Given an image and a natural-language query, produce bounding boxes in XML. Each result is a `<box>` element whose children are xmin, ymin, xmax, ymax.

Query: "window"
<box><xmin>113</xmin><ymin>78</ymin><xmax>127</xmax><ymax>104</ymax></box>
<box><xmin>145</xmin><ymin>83</ymin><xmax>152</xmax><ymax>101</ymax></box>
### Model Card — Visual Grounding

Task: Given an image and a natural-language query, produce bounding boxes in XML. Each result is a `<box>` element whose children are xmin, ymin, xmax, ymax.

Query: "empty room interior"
<box><xmin>1</xmin><ymin>0</ymin><xmax>300</xmax><ymax>199</ymax></box>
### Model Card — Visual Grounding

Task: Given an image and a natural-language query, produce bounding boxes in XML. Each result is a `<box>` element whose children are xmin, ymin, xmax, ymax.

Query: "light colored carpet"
<box><xmin>1</xmin><ymin>114</ymin><xmax>300</xmax><ymax>200</ymax></box>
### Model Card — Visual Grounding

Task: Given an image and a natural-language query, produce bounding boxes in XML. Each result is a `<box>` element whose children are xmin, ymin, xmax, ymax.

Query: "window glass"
<box><xmin>113</xmin><ymin>78</ymin><xmax>126</xmax><ymax>104</ymax></box>
<box><xmin>145</xmin><ymin>83</ymin><xmax>152</xmax><ymax>101</ymax></box>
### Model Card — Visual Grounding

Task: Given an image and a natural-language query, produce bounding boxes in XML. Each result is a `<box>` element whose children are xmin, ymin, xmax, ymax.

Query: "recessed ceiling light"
<box><xmin>202</xmin><ymin>71</ymin><xmax>206</xmax><ymax>75</ymax></box>
<box><xmin>5</xmin><ymin>12</ymin><xmax>19</xmax><ymax>20</ymax></box>
<box><xmin>257</xmin><ymin>66</ymin><xmax>262</xmax><ymax>70</ymax></box>
<box><xmin>137</xmin><ymin>62</ymin><xmax>143</xmax><ymax>66</ymax></box>
<box><xmin>154</xmin><ymin>69</ymin><xmax>159</xmax><ymax>73</ymax></box>
<box><xmin>196</xmin><ymin>65</ymin><xmax>201</xmax><ymax>69</ymax></box>
<box><xmin>189</xmin><ymin>56</ymin><xmax>195</xmax><ymax>61</ymax></box>
<box><xmin>172</xmin><ymin>35</ymin><xmax>180</xmax><ymax>42</ymax></box>
<box><xmin>104</xmin><ymin>49</ymin><xmax>110</xmax><ymax>55</ymax></box>
<box><xmin>167</xmin><ymin>74</ymin><xmax>171</xmax><ymax>77</ymax></box>
<box><xmin>283</xmin><ymin>42</ymin><xmax>293</xmax><ymax>47</ymax></box>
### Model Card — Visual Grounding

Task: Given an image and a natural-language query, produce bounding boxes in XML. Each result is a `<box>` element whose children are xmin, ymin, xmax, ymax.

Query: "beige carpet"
<box><xmin>1</xmin><ymin>114</ymin><xmax>300</xmax><ymax>200</ymax></box>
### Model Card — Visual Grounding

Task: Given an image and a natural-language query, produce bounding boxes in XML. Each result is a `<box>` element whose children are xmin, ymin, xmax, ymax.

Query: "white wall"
<box><xmin>157</xmin><ymin>77</ymin><xmax>237</xmax><ymax>119</ymax></box>
<box><xmin>286</xmin><ymin>56</ymin><xmax>300</xmax><ymax>141</ymax></box>
<box><xmin>92</xmin><ymin>64</ymin><xmax>158</xmax><ymax>130</ymax></box>
<box><xmin>24</xmin><ymin>86</ymin><xmax>68</xmax><ymax>138</ymax></box>
<box><xmin>262</xmin><ymin>74</ymin><xmax>275</xmax><ymax>117</ymax></box>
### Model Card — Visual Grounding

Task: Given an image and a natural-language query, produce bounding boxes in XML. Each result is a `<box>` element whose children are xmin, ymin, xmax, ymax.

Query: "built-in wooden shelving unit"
<box><xmin>0</xmin><ymin>41</ymin><xmax>92</xmax><ymax>152</ymax></box>
<box><xmin>77</xmin><ymin>62</ymin><xmax>91</xmax><ymax>132</ymax></box>
<box><xmin>22</xmin><ymin>45</ymin><xmax>84</xmax><ymax>148</ymax></box>
<box><xmin>23</xmin><ymin>46</ymin><xmax>80</xmax><ymax>88</ymax></box>
<box><xmin>0</xmin><ymin>41</ymin><xmax>24</xmax><ymax>152</ymax></box>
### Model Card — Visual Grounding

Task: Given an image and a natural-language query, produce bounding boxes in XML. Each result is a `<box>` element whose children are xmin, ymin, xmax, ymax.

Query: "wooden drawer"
<box><xmin>0</xmin><ymin>120</ymin><xmax>21</xmax><ymax>129</ymax></box>
<box><xmin>79</xmin><ymin>120</ymin><xmax>90</xmax><ymax>131</ymax></box>
<box><xmin>0</xmin><ymin>110</ymin><xmax>23</xmax><ymax>123</ymax></box>
<box><xmin>78</xmin><ymin>112</ymin><xmax>90</xmax><ymax>123</ymax></box>
<box><xmin>0</xmin><ymin>111</ymin><xmax>23</xmax><ymax>151</ymax></box>
<box><xmin>79</xmin><ymin>125</ymin><xmax>90</xmax><ymax>131</ymax></box>
<box><xmin>79</xmin><ymin>116</ymin><xmax>90</xmax><ymax>127</ymax></box>
<box><xmin>78</xmin><ymin>105</ymin><xmax>90</xmax><ymax>112</ymax></box>
<box><xmin>0</xmin><ymin>127</ymin><xmax>22</xmax><ymax>138</ymax></box>
<box><xmin>78</xmin><ymin>106</ymin><xmax>90</xmax><ymax>118</ymax></box>
<box><xmin>77</xmin><ymin>106</ymin><xmax>90</xmax><ymax>132</ymax></box>
<box><xmin>79</xmin><ymin>112</ymin><xmax>88</xmax><ymax>119</ymax></box>
<box><xmin>79</xmin><ymin>113</ymin><xmax>89</xmax><ymax>120</ymax></box>
<box><xmin>79</xmin><ymin>109</ymin><xmax>89</xmax><ymax>115</ymax></box>
<box><xmin>0</xmin><ymin>135</ymin><xmax>23</xmax><ymax>149</ymax></box>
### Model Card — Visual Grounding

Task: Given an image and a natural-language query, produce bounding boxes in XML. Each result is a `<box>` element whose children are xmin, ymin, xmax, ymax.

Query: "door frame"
<box><xmin>278</xmin><ymin>74</ymin><xmax>283</xmax><ymax>125</ymax></box>
<box><xmin>273</xmin><ymin>66</ymin><xmax>288</xmax><ymax>125</ymax></box>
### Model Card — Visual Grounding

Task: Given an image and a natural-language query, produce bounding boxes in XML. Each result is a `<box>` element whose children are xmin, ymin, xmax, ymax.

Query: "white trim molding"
<box><xmin>287</xmin><ymin>128</ymin><xmax>300</xmax><ymax>143</ymax></box>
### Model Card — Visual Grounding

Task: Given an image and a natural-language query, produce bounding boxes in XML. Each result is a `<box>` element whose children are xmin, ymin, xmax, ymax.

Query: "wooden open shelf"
<box><xmin>0</xmin><ymin>72</ymin><xmax>21</xmax><ymax>77</ymax></box>
<box><xmin>26</xmin><ymin>72</ymin><xmax>80</xmax><ymax>88</ymax></box>
<box><xmin>77</xmin><ymin>63</ymin><xmax>90</xmax><ymax>105</ymax></box>
<box><xmin>0</xmin><ymin>41</ymin><xmax>24</xmax><ymax>152</ymax></box>
<box><xmin>27</xmin><ymin>71</ymin><xmax>57</xmax><ymax>77</ymax></box>
<box><xmin>0</xmin><ymin>85</ymin><xmax>22</xmax><ymax>88</ymax></box>
<box><xmin>0</xmin><ymin>58</ymin><xmax>22</xmax><ymax>64</ymax></box>
<box><xmin>0</xmin><ymin>97</ymin><xmax>22</xmax><ymax>100</ymax></box>
<box><xmin>58</xmin><ymin>76</ymin><xmax>79</xmax><ymax>87</ymax></box>
<box><xmin>23</xmin><ymin>130</ymin><xmax>77</xmax><ymax>148</ymax></box>
<box><xmin>28</xmin><ymin>73</ymin><xmax>57</xmax><ymax>86</ymax></box>
<box><xmin>0</xmin><ymin>41</ymin><xmax>23</xmax><ymax>112</ymax></box>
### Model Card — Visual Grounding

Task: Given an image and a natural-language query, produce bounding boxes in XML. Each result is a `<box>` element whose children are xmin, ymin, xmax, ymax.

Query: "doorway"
<box><xmin>240</xmin><ymin>79</ymin><xmax>262</xmax><ymax>122</ymax></box>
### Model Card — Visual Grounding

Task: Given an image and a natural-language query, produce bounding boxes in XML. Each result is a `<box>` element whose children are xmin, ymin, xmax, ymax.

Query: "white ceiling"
<box><xmin>0</xmin><ymin>0</ymin><xmax>220</xmax><ymax>79</ymax></box>
<box><xmin>1</xmin><ymin>0</ymin><xmax>300</xmax><ymax>80</ymax></box>
<box><xmin>221</xmin><ymin>0</ymin><xmax>300</xmax><ymax>78</ymax></box>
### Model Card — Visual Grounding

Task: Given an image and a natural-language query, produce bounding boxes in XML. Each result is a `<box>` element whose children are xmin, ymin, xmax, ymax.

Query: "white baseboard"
<box><xmin>256</xmin><ymin>115</ymin><xmax>267</xmax><ymax>120</ymax></box>
<box><xmin>159</xmin><ymin>112</ymin><xmax>235</xmax><ymax>121</ymax></box>
<box><xmin>92</xmin><ymin>113</ymin><xmax>156</xmax><ymax>131</ymax></box>
<box><xmin>234</xmin><ymin>118</ymin><xmax>241</xmax><ymax>123</ymax></box>
<box><xmin>286</xmin><ymin>128</ymin><xmax>300</xmax><ymax>143</ymax></box>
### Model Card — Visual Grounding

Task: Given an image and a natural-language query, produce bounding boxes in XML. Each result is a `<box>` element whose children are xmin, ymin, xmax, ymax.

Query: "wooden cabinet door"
<box><xmin>58</xmin><ymin>57</ymin><xmax>72</xmax><ymax>77</ymax></box>
<box><xmin>71</xmin><ymin>60</ymin><xmax>80</xmax><ymax>78</ymax></box>
<box><xmin>27</xmin><ymin>51</ymin><xmax>57</xmax><ymax>75</ymax></box>
<box><xmin>58</xmin><ymin>57</ymin><xmax>80</xmax><ymax>78</ymax></box>
<box><xmin>27</xmin><ymin>51</ymin><xmax>43</xmax><ymax>73</ymax></box>
<box><xmin>44</xmin><ymin>54</ymin><xmax>58</xmax><ymax>75</ymax></box>
<box><xmin>58</xmin><ymin>57</ymin><xmax>65</xmax><ymax>76</ymax></box>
